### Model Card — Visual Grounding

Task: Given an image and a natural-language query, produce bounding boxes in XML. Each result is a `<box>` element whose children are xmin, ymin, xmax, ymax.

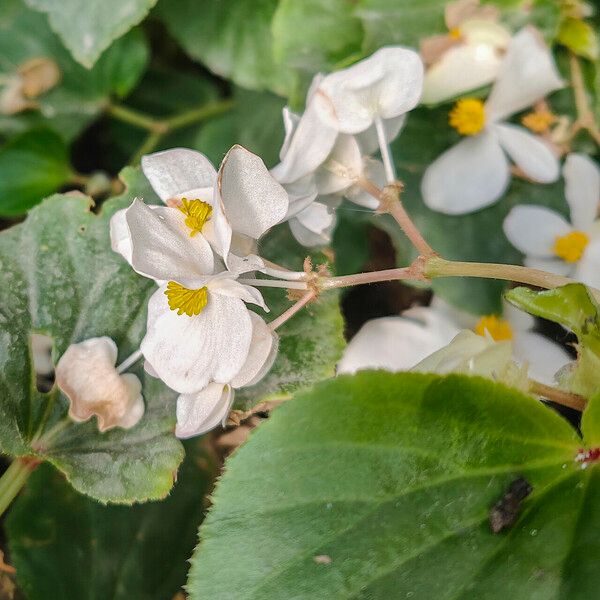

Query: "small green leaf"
<box><xmin>581</xmin><ymin>390</ymin><xmax>600</xmax><ymax>447</ymax></box>
<box><xmin>7</xmin><ymin>440</ymin><xmax>215</xmax><ymax>600</ymax></box>
<box><xmin>24</xmin><ymin>0</ymin><xmax>156</xmax><ymax>67</ymax></box>
<box><xmin>558</xmin><ymin>18</ymin><xmax>599</xmax><ymax>61</ymax></box>
<box><xmin>157</xmin><ymin>0</ymin><xmax>295</xmax><ymax>96</ymax></box>
<box><xmin>189</xmin><ymin>372</ymin><xmax>588</xmax><ymax>599</ymax></box>
<box><xmin>0</xmin><ymin>128</ymin><xmax>70</xmax><ymax>215</ymax></box>
<box><xmin>0</xmin><ymin>171</ymin><xmax>183</xmax><ymax>503</ymax></box>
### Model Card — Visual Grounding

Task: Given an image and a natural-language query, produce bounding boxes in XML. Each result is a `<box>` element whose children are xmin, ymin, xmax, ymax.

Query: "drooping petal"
<box><xmin>231</xmin><ymin>313</ymin><xmax>279</xmax><ymax>388</ymax></box>
<box><xmin>226</xmin><ymin>253</ymin><xmax>265</xmax><ymax>276</ymax></box>
<box><xmin>485</xmin><ymin>28</ymin><xmax>563</xmax><ymax>122</ymax></box>
<box><xmin>512</xmin><ymin>331</ymin><xmax>571</xmax><ymax>385</ymax></box>
<box><xmin>494</xmin><ymin>123</ymin><xmax>559</xmax><ymax>183</ymax></box>
<box><xmin>283</xmin><ymin>176</ymin><xmax>319</xmax><ymax>219</ymax></box>
<box><xmin>564</xmin><ymin>153</ymin><xmax>600</xmax><ymax>230</ymax></box>
<box><xmin>202</xmin><ymin>188</ymin><xmax>233</xmax><ymax>260</ymax></box>
<box><xmin>141</xmin><ymin>148</ymin><xmax>217</xmax><ymax>204</ymax></box>
<box><xmin>176</xmin><ymin>383</ymin><xmax>233</xmax><ymax>439</ymax></box>
<box><xmin>218</xmin><ymin>145</ymin><xmax>289</xmax><ymax>239</ymax></box>
<box><xmin>337</xmin><ymin>310</ymin><xmax>460</xmax><ymax>374</ymax></box>
<box><xmin>209</xmin><ymin>277</ymin><xmax>268</xmax><ymax>311</ymax></box>
<box><xmin>356</xmin><ymin>115</ymin><xmax>406</xmax><ymax>154</ymax></box>
<box><xmin>503</xmin><ymin>205</ymin><xmax>571</xmax><ymax>257</ymax></box>
<box><xmin>56</xmin><ymin>337</ymin><xmax>144</xmax><ymax>432</ymax></box>
<box><xmin>346</xmin><ymin>158</ymin><xmax>385</xmax><ymax>209</ymax></box>
<box><xmin>109</xmin><ymin>207</ymin><xmax>133</xmax><ymax>263</ymax></box>
<box><xmin>279</xmin><ymin>106</ymin><xmax>301</xmax><ymax>160</ymax></box>
<box><xmin>141</xmin><ymin>287</ymin><xmax>253</xmax><ymax>394</ymax></box>
<box><xmin>314</xmin><ymin>47</ymin><xmax>424</xmax><ymax>134</ymax></box>
<box><xmin>271</xmin><ymin>100</ymin><xmax>338</xmax><ymax>184</ymax></box>
<box><xmin>289</xmin><ymin>201</ymin><xmax>336</xmax><ymax>247</ymax></box>
<box><xmin>315</xmin><ymin>134</ymin><xmax>363</xmax><ymax>195</ymax></box>
<box><xmin>574</xmin><ymin>239</ymin><xmax>600</xmax><ymax>289</ymax></box>
<box><xmin>421</xmin><ymin>130</ymin><xmax>510</xmax><ymax>214</ymax></box>
<box><xmin>124</xmin><ymin>199</ymin><xmax>214</xmax><ymax>287</ymax></box>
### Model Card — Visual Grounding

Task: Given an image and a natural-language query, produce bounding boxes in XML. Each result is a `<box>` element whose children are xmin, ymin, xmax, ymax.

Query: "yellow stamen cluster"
<box><xmin>449</xmin><ymin>98</ymin><xmax>486</xmax><ymax>136</ymax></box>
<box><xmin>178</xmin><ymin>198</ymin><xmax>212</xmax><ymax>237</ymax></box>
<box><xmin>474</xmin><ymin>315</ymin><xmax>513</xmax><ymax>341</ymax></box>
<box><xmin>521</xmin><ymin>110</ymin><xmax>556</xmax><ymax>134</ymax></box>
<box><xmin>165</xmin><ymin>282</ymin><xmax>208</xmax><ymax>316</ymax></box>
<box><xmin>448</xmin><ymin>27</ymin><xmax>462</xmax><ymax>40</ymax></box>
<box><xmin>553</xmin><ymin>231</ymin><xmax>589</xmax><ymax>263</ymax></box>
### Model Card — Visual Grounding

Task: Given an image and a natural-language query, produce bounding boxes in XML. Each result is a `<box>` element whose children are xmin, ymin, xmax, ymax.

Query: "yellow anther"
<box><xmin>165</xmin><ymin>282</ymin><xmax>208</xmax><ymax>316</ymax></box>
<box><xmin>553</xmin><ymin>231</ymin><xmax>589</xmax><ymax>263</ymax></box>
<box><xmin>177</xmin><ymin>199</ymin><xmax>212</xmax><ymax>237</ymax></box>
<box><xmin>521</xmin><ymin>110</ymin><xmax>556</xmax><ymax>134</ymax></box>
<box><xmin>449</xmin><ymin>27</ymin><xmax>462</xmax><ymax>40</ymax></box>
<box><xmin>449</xmin><ymin>98</ymin><xmax>486</xmax><ymax>136</ymax></box>
<box><xmin>474</xmin><ymin>315</ymin><xmax>513</xmax><ymax>341</ymax></box>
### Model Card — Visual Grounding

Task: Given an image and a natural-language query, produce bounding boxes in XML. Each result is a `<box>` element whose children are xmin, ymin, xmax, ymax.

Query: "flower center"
<box><xmin>178</xmin><ymin>199</ymin><xmax>212</xmax><ymax>237</ymax></box>
<box><xmin>474</xmin><ymin>315</ymin><xmax>513</xmax><ymax>341</ymax></box>
<box><xmin>165</xmin><ymin>282</ymin><xmax>208</xmax><ymax>316</ymax></box>
<box><xmin>449</xmin><ymin>98</ymin><xmax>486</xmax><ymax>136</ymax></box>
<box><xmin>553</xmin><ymin>231</ymin><xmax>589</xmax><ymax>263</ymax></box>
<box><xmin>521</xmin><ymin>109</ymin><xmax>556</xmax><ymax>134</ymax></box>
<box><xmin>448</xmin><ymin>27</ymin><xmax>462</xmax><ymax>40</ymax></box>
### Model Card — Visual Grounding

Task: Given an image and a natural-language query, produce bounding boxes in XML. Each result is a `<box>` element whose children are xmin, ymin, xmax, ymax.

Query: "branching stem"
<box><xmin>0</xmin><ymin>458</ymin><xmax>38</xmax><ymax>517</ymax></box>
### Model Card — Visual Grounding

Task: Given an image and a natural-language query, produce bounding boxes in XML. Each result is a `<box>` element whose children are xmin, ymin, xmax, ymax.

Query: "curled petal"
<box><xmin>346</xmin><ymin>158</ymin><xmax>385</xmax><ymax>209</ymax></box>
<box><xmin>315</xmin><ymin>134</ymin><xmax>363</xmax><ymax>195</ymax></box>
<box><xmin>141</xmin><ymin>148</ymin><xmax>217</xmax><ymax>204</ymax></box>
<box><xmin>279</xmin><ymin>106</ymin><xmax>301</xmax><ymax>160</ymax></box>
<box><xmin>564</xmin><ymin>153</ymin><xmax>600</xmax><ymax>230</ymax></box>
<box><xmin>141</xmin><ymin>287</ymin><xmax>253</xmax><ymax>394</ymax></box>
<box><xmin>209</xmin><ymin>277</ymin><xmax>268</xmax><ymax>311</ymax></box>
<box><xmin>219</xmin><ymin>145</ymin><xmax>289</xmax><ymax>239</ymax></box>
<box><xmin>289</xmin><ymin>201</ymin><xmax>336</xmax><ymax>247</ymax></box>
<box><xmin>512</xmin><ymin>331</ymin><xmax>571</xmax><ymax>386</ymax></box>
<box><xmin>314</xmin><ymin>46</ymin><xmax>424</xmax><ymax>134</ymax></box>
<box><xmin>176</xmin><ymin>383</ymin><xmax>233</xmax><ymax>439</ymax></box>
<box><xmin>485</xmin><ymin>28</ymin><xmax>563</xmax><ymax>122</ymax></box>
<box><xmin>421</xmin><ymin>131</ymin><xmax>510</xmax><ymax>214</ymax></box>
<box><xmin>503</xmin><ymin>205</ymin><xmax>571</xmax><ymax>257</ymax></box>
<box><xmin>109</xmin><ymin>207</ymin><xmax>133</xmax><ymax>264</ymax></box>
<box><xmin>283</xmin><ymin>176</ymin><xmax>319</xmax><ymax>219</ymax></box>
<box><xmin>495</xmin><ymin>123</ymin><xmax>559</xmax><ymax>183</ymax></box>
<box><xmin>56</xmin><ymin>337</ymin><xmax>144</xmax><ymax>432</ymax></box>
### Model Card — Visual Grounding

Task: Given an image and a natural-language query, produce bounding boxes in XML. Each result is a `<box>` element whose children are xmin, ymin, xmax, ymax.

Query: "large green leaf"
<box><xmin>0</xmin><ymin>128</ymin><xmax>71</xmax><ymax>215</ymax></box>
<box><xmin>157</xmin><ymin>0</ymin><xmax>295</xmax><ymax>96</ymax></box>
<box><xmin>187</xmin><ymin>372</ymin><xmax>600</xmax><ymax>599</ymax></box>
<box><xmin>0</xmin><ymin>0</ymin><xmax>148</xmax><ymax>140</ymax></box>
<box><xmin>0</xmin><ymin>172</ymin><xmax>182</xmax><ymax>503</ymax></box>
<box><xmin>24</xmin><ymin>0</ymin><xmax>156</xmax><ymax>67</ymax></box>
<box><xmin>6</xmin><ymin>439</ymin><xmax>215</xmax><ymax>600</ymax></box>
<box><xmin>381</xmin><ymin>106</ymin><xmax>568</xmax><ymax>315</ymax></box>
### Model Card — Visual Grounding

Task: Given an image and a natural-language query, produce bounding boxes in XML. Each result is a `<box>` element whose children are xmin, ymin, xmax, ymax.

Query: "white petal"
<box><xmin>226</xmin><ymin>253</ymin><xmax>266</xmax><ymax>276</ymax></box>
<box><xmin>356</xmin><ymin>115</ymin><xmax>406</xmax><ymax>154</ymax></box>
<box><xmin>523</xmin><ymin>256</ymin><xmax>573</xmax><ymax>276</ymax></box>
<box><xmin>503</xmin><ymin>205</ymin><xmax>571</xmax><ymax>257</ymax></box>
<box><xmin>283</xmin><ymin>176</ymin><xmax>319</xmax><ymax>219</ymax></box>
<box><xmin>289</xmin><ymin>212</ymin><xmax>335</xmax><ymax>247</ymax></box>
<box><xmin>176</xmin><ymin>383</ymin><xmax>233</xmax><ymax>439</ymax></box>
<box><xmin>574</xmin><ymin>239</ymin><xmax>600</xmax><ymax>288</ymax></box>
<box><xmin>503</xmin><ymin>301</ymin><xmax>535</xmax><ymax>332</ymax></box>
<box><xmin>314</xmin><ymin>46</ymin><xmax>424</xmax><ymax>134</ymax></box>
<box><xmin>512</xmin><ymin>331</ymin><xmax>571</xmax><ymax>385</ymax></box>
<box><xmin>421</xmin><ymin>42</ymin><xmax>502</xmax><ymax>105</ymax></box>
<box><xmin>271</xmin><ymin>100</ymin><xmax>338</xmax><ymax>184</ymax></box>
<box><xmin>495</xmin><ymin>123</ymin><xmax>559</xmax><ymax>183</ymax></box>
<box><xmin>141</xmin><ymin>148</ymin><xmax>217</xmax><ymax>204</ymax></box>
<box><xmin>346</xmin><ymin>159</ymin><xmax>384</xmax><ymax>209</ymax></box>
<box><xmin>280</xmin><ymin>106</ymin><xmax>301</xmax><ymax>160</ymax></box>
<box><xmin>315</xmin><ymin>134</ymin><xmax>363</xmax><ymax>195</ymax></box>
<box><xmin>564</xmin><ymin>153</ymin><xmax>600</xmax><ymax>230</ymax></box>
<box><xmin>202</xmin><ymin>189</ymin><xmax>233</xmax><ymax>260</ymax></box>
<box><xmin>109</xmin><ymin>207</ymin><xmax>133</xmax><ymax>264</ymax></box>
<box><xmin>141</xmin><ymin>287</ymin><xmax>253</xmax><ymax>394</ymax></box>
<box><xmin>56</xmin><ymin>337</ymin><xmax>144</xmax><ymax>432</ymax></box>
<box><xmin>485</xmin><ymin>28</ymin><xmax>563</xmax><ymax>122</ymax></box>
<box><xmin>461</xmin><ymin>19</ymin><xmax>511</xmax><ymax>49</ymax></box>
<box><xmin>337</xmin><ymin>311</ymin><xmax>460</xmax><ymax>374</ymax></box>
<box><xmin>218</xmin><ymin>145</ymin><xmax>289</xmax><ymax>239</ymax></box>
<box><xmin>209</xmin><ymin>277</ymin><xmax>268</xmax><ymax>311</ymax></box>
<box><xmin>421</xmin><ymin>130</ymin><xmax>510</xmax><ymax>214</ymax></box>
<box><xmin>124</xmin><ymin>199</ymin><xmax>214</xmax><ymax>286</ymax></box>
<box><xmin>231</xmin><ymin>313</ymin><xmax>279</xmax><ymax>388</ymax></box>
<box><xmin>295</xmin><ymin>201</ymin><xmax>335</xmax><ymax>234</ymax></box>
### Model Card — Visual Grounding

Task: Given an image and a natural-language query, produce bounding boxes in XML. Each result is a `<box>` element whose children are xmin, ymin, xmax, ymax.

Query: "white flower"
<box><xmin>338</xmin><ymin>299</ymin><xmax>571</xmax><ymax>385</ymax></box>
<box><xmin>503</xmin><ymin>153</ymin><xmax>600</xmax><ymax>288</ymax></box>
<box><xmin>422</xmin><ymin>28</ymin><xmax>563</xmax><ymax>215</ymax></box>
<box><xmin>312</xmin><ymin>47</ymin><xmax>424</xmax><ymax>135</ymax></box>
<box><xmin>137</xmin><ymin>145</ymin><xmax>288</xmax><ymax>259</ymax></box>
<box><xmin>55</xmin><ymin>337</ymin><xmax>144</xmax><ymax>432</ymax></box>
<box><xmin>420</xmin><ymin>0</ymin><xmax>511</xmax><ymax>104</ymax></box>
<box><xmin>175</xmin><ymin>313</ymin><xmax>278</xmax><ymax>438</ymax></box>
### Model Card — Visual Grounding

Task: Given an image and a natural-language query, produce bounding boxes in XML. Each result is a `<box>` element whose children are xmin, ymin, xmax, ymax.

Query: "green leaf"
<box><xmin>557</xmin><ymin>17</ymin><xmax>599</xmax><ymax>61</ymax></box>
<box><xmin>0</xmin><ymin>0</ymin><xmax>148</xmax><ymax>140</ymax></box>
<box><xmin>272</xmin><ymin>0</ymin><xmax>364</xmax><ymax>73</ymax></box>
<box><xmin>157</xmin><ymin>0</ymin><xmax>295</xmax><ymax>96</ymax></box>
<box><xmin>188</xmin><ymin>372</ymin><xmax>596</xmax><ymax>599</ymax></box>
<box><xmin>24</xmin><ymin>0</ymin><xmax>156</xmax><ymax>67</ymax></box>
<box><xmin>380</xmin><ymin>106</ymin><xmax>568</xmax><ymax>315</ymax></box>
<box><xmin>0</xmin><ymin>173</ymin><xmax>183</xmax><ymax>503</ymax></box>
<box><xmin>0</xmin><ymin>128</ymin><xmax>70</xmax><ymax>215</ymax></box>
<box><xmin>582</xmin><ymin>390</ymin><xmax>600</xmax><ymax>447</ymax></box>
<box><xmin>7</xmin><ymin>439</ymin><xmax>215</xmax><ymax>600</ymax></box>
<box><xmin>236</xmin><ymin>224</ymin><xmax>345</xmax><ymax>408</ymax></box>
